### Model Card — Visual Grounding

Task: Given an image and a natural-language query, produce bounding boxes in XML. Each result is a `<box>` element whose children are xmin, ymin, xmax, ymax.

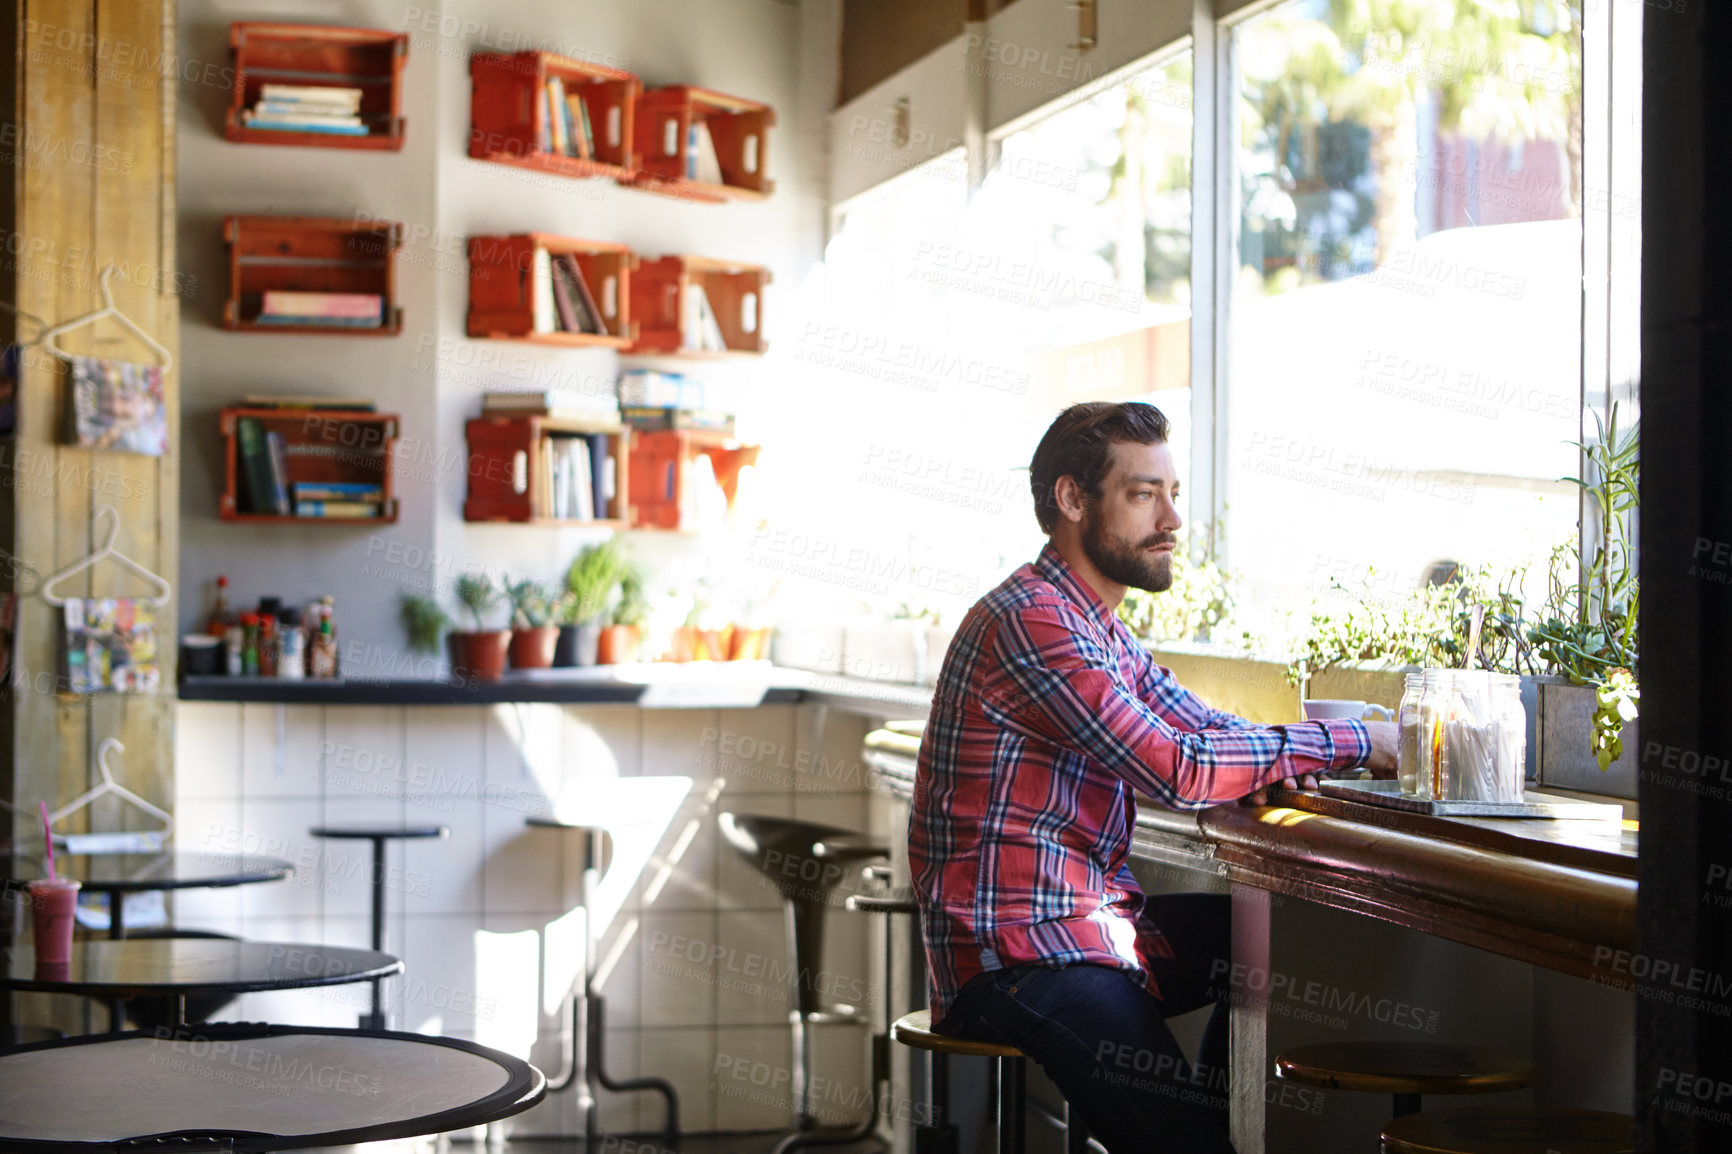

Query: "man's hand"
<box><xmin>1362</xmin><ymin>720</ymin><xmax>1398</xmax><ymax>778</ymax></box>
<box><xmin>1242</xmin><ymin>773</ymin><xmax>1322</xmax><ymax>807</ymax></box>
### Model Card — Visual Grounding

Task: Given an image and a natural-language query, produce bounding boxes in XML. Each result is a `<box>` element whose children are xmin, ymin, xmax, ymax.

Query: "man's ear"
<box><xmin>1053</xmin><ymin>475</ymin><xmax>1088</xmax><ymax>524</ymax></box>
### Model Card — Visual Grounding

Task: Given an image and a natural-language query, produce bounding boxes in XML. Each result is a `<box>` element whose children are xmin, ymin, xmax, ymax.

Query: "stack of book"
<box><xmin>532</xmin><ymin>250</ymin><xmax>607</xmax><ymax>336</ymax></box>
<box><xmin>255</xmin><ymin>291</ymin><xmax>384</xmax><ymax>328</ymax></box>
<box><xmin>538</xmin><ymin>434</ymin><xmax>616</xmax><ymax>521</ymax></box>
<box><xmin>293</xmin><ymin>481</ymin><xmax>386</xmax><ymax>519</ymax></box>
<box><xmin>619</xmin><ymin>369</ymin><xmax>705</xmax><ymax>410</ymax></box>
<box><xmin>241</xmin><ymin>84</ymin><xmax>369</xmax><ymax>136</ymax></box>
<box><xmin>620</xmin><ymin>406</ymin><xmax>735</xmax><ymax>435</ymax></box>
<box><xmin>244</xmin><ymin>394</ymin><xmax>376</xmax><ymax>412</ymax></box>
<box><xmin>680</xmin><ymin>283</ymin><xmax>730</xmax><ymax>352</ymax></box>
<box><xmin>481</xmin><ymin>391</ymin><xmax>613</xmax><ymax>421</ymax></box>
<box><xmin>540</xmin><ymin>77</ymin><xmax>597</xmax><ymax>159</ymax></box>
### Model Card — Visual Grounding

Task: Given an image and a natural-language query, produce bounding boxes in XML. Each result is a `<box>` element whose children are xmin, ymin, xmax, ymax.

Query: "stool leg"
<box><xmin>1393</xmin><ymin>1092</ymin><xmax>1421</xmax><ymax>1118</ymax></box>
<box><xmin>998</xmin><ymin>1056</ymin><xmax>1026</xmax><ymax>1154</ymax></box>
<box><xmin>364</xmin><ymin>835</ymin><xmax>387</xmax><ymax>1029</ymax></box>
<box><xmin>1064</xmin><ymin>1100</ymin><xmax>1090</xmax><ymax>1154</ymax></box>
<box><xmin>915</xmin><ymin>1050</ymin><xmax>958</xmax><ymax>1154</ymax></box>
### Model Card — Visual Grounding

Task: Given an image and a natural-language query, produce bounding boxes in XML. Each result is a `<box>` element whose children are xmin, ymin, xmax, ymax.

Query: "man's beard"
<box><xmin>1081</xmin><ymin>511</ymin><xmax>1175</xmax><ymax>593</ymax></box>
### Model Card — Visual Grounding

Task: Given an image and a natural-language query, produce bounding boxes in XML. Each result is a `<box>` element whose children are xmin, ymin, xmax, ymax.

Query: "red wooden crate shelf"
<box><xmin>628</xmin><ymin>255</ymin><xmax>769</xmax><ymax>356</ymax></box>
<box><xmin>220</xmin><ymin>407</ymin><xmax>399</xmax><ymax>524</ymax></box>
<box><xmin>628</xmin><ymin>428</ymin><xmax>759</xmax><ymax>531</ymax></box>
<box><xmin>625</xmin><ymin>85</ymin><xmax>774</xmax><ymax>203</ymax></box>
<box><xmin>225</xmin><ymin>23</ymin><xmax>408</xmax><ymax>151</ymax></box>
<box><xmin>465</xmin><ymin>415</ymin><xmax>631</xmax><ymax>526</ymax></box>
<box><xmin>467</xmin><ymin>234</ymin><xmax>636</xmax><ymax>347</ymax></box>
<box><xmin>470</xmin><ymin>52</ymin><xmax>639</xmax><ymax>181</ymax></box>
<box><xmin>222</xmin><ymin>216</ymin><xmax>403</xmax><ymax>335</ymax></box>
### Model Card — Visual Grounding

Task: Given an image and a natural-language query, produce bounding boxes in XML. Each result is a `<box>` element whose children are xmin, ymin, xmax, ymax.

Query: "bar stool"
<box><xmin>308</xmin><ymin>824</ymin><xmax>448</xmax><ymax>1029</ymax></box>
<box><xmin>1380</xmin><ymin>1105</ymin><xmax>1635</xmax><ymax>1153</ymax></box>
<box><xmin>1276</xmin><ymin>1041</ymin><xmax>1536</xmax><ymax>1117</ymax></box>
<box><xmin>830</xmin><ymin>869</ymin><xmax>919</xmax><ymax>1152</ymax></box>
<box><xmin>894</xmin><ymin>1009</ymin><xmax>1086</xmax><ymax>1154</ymax></box>
<box><xmin>717</xmin><ymin>813</ymin><xmax>889</xmax><ymax>1150</ymax></box>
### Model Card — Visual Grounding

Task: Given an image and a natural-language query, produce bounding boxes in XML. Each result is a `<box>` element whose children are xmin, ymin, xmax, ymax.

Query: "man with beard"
<box><xmin>908</xmin><ymin>401</ymin><xmax>1397</xmax><ymax>1154</ymax></box>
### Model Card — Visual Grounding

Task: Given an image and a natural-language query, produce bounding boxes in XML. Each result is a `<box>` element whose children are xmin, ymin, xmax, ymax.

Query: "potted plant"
<box><xmin>449</xmin><ymin>572</ymin><xmax>510</xmax><ymax>681</ymax></box>
<box><xmin>563</xmin><ymin>540</ymin><xmax>625</xmax><ymax>666</ymax></box>
<box><xmin>505</xmin><ymin>575</ymin><xmax>559</xmax><ymax>669</ymax></box>
<box><xmin>598</xmin><ymin>564</ymin><xmax>648</xmax><ymax>664</ymax></box>
<box><xmin>398</xmin><ymin>593</ymin><xmax>451</xmax><ymax>658</ymax></box>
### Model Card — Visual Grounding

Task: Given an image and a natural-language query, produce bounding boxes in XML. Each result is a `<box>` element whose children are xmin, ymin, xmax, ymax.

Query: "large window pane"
<box><xmin>1228</xmin><ymin>0</ymin><xmax>1583</xmax><ymax>637</ymax></box>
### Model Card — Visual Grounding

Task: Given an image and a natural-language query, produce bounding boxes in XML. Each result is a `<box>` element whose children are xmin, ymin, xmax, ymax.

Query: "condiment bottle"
<box><xmin>307</xmin><ymin>596</ymin><xmax>339</xmax><ymax>679</ymax></box>
<box><xmin>277</xmin><ymin>608</ymin><xmax>306</xmax><ymax>679</ymax></box>
<box><xmin>1396</xmin><ymin>671</ymin><xmax>1424</xmax><ymax>795</ymax></box>
<box><xmin>257</xmin><ymin>613</ymin><xmax>276</xmax><ymax>677</ymax></box>
<box><xmin>240</xmin><ymin>612</ymin><xmax>260</xmax><ymax>676</ymax></box>
<box><xmin>207</xmin><ymin>575</ymin><xmax>231</xmax><ymax>636</ymax></box>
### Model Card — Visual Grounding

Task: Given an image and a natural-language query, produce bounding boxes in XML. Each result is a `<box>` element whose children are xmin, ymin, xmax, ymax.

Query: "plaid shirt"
<box><xmin>909</xmin><ymin>543</ymin><xmax>1371</xmax><ymax>1022</ymax></box>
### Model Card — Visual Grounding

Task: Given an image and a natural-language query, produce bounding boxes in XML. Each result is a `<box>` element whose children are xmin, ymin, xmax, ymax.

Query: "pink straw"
<box><xmin>40</xmin><ymin>802</ymin><xmax>56</xmax><ymax>883</ymax></box>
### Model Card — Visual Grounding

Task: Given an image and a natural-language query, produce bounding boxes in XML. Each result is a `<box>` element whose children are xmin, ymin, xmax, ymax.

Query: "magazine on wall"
<box><xmin>66</xmin><ymin>355</ymin><xmax>168</xmax><ymax>455</ymax></box>
<box><xmin>62</xmin><ymin>596</ymin><xmax>160</xmax><ymax>694</ymax></box>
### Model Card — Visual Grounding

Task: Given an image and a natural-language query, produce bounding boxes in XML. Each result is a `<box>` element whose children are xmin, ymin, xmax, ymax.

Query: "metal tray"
<box><xmin>1318</xmin><ymin>778</ymin><xmax>1624</xmax><ymax>820</ymax></box>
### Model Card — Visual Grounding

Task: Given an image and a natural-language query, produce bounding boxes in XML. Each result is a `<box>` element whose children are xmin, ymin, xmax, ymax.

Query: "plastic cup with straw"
<box><xmin>28</xmin><ymin>801</ymin><xmax>80</xmax><ymax>965</ymax></box>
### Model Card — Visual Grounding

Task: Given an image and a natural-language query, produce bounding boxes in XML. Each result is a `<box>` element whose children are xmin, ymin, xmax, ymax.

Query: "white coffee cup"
<box><xmin>1303</xmin><ymin>699</ymin><xmax>1394</xmax><ymax>722</ymax></box>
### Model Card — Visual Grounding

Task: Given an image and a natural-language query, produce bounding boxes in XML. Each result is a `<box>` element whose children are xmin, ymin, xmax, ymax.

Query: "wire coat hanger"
<box><xmin>40</xmin><ymin>265</ymin><xmax>174</xmax><ymax>372</ymax></box>
<box><xmin>47</xmin><ymin>738</ymin><xmax>174</xmax><ymax>846</ymax></box>
<box><xmin>40</xmin><ymin>505</ymin><xmax>174</xmax><ymax>607</ymax></box>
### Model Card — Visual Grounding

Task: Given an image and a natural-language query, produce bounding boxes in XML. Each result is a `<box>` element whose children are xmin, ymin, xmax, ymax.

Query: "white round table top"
<box><xmin>0</xmin><ymin>1028</ymin><xmax>542</xmax><ymax>1149</ymax></box>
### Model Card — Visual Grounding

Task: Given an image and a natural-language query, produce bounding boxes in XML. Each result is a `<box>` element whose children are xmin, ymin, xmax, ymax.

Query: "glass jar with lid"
<box><xmin>1397</xmin><ymin>671</ymin><xmax>1425</xmax><ymax>795</ymax></box>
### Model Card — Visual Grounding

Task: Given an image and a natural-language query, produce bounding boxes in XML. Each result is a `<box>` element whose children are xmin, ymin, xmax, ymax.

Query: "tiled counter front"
<box><xmin>174</xmin><ymin>700</ymin><xmax>894</xmax><ymax>1137</ymax></box>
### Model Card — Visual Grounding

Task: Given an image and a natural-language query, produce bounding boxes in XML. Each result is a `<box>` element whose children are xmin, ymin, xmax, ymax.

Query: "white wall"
<box><xmin>176</xmin><ymin>0</ymin><xmax>838</xmax><ymax>669</ymax></box>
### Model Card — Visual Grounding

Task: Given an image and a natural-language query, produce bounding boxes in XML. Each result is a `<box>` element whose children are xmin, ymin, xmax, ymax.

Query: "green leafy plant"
<box><xmin>398</xmin><ymin>593</ymin><xmax>451</xmax><ymax>655</ymax></box>
<box><xmin>454</xmin><ymin>572</ymin><xmax>502</xmax><ymax>632</ymax></box>
<box><xmin>612</xmin><ymin>565</ymin><xmax>649</xmax><ymax>628</ymax></box>
<box><xmin>504</xmin><ymin>576</ymin><xmax>555</xmax><ymax>629</ymax></box>
<box><xmin>1118</xmin><ymin>525</ymin><xmax>1236</xmax><ymax>646</ymax></box>
<box><xmin>565</xmin><ymin>540</ymin><xmax>626</xmax><ymax>625</ymax></box>
<box><xmin>1527</xmin><ymin>406</ymin><xmax>1640</xmax><ymax>768</ymax></box>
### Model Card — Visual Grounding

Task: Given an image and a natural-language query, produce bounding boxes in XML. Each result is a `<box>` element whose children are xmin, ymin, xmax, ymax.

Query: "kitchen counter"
<box><xmin>180</xmin><ymin>663</ymin><xmax>937</xmax><ymax>715</ymax></box>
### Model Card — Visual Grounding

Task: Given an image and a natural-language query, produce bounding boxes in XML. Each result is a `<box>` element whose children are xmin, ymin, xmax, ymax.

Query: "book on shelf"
<box><xmin>235</xmin><ymin>417</ymin><xmax>275</xmax><ymax>514</ymax></box>
<box><xmin>480</xmin><ymin>392</ymin><xmax>617</xmax><ymax>422</ymax></box>
<box><xmin>264</xmin><ymin>432</ymin><xmax>292</xmax><ymax>515</ymax></box>
<box><xmin>547</xmin><ymin>258</ymin><xmax>583</xmax><ymax>333</ymax></box>
<box><xmin>254</xmin><ymin>100</ymin><xmax>359</xmax><ymax>119</ymax></box>
<box><xmin>619</xmin><ymin>369</ymin><xmax>704</xmax><ymax>409</ymax></box>
<box><xmin>546</xmin><ymin>77</ymin><xmax>570</xmax><ymax>155</ymax></box>
<box><xmin>620</xmin><ymin>405</ymin><xmax>735</xmax><ymax>434</ymax></box>
<box><xmin>293</xmin><ymin>481</ymin><xmax>384</xmax><ymax>503</ymax></box>
<box><xmin>253</xmin><ymin>312</ymin><xmax>383</xmax><ymax>327</ymax></box>
<box><xmin>571</xmin><ymin>93</ymin><xmax>595</xmax><ymax>157</ymax></box>
<box><xmin>261</xmin><ymin>291</ymin><xmax>383</xmax><ymax>322</ymax></box>
<box><xmin>532</xmin><ymin>248</ymin><xmax>557</xmax><ymax>334</ymax></box>
<box><xmin>681</xmin><ymin>284</ymin><xmax>729</xmax><ymax>352</ymax></box>
<box><xmin>244</xmin><ymin>394</ymin><xmax>377</xmax><ymax>411</ymax></box>
<box><xmin>242</xmin><ymin>109</ymin><xmax>363</xmax><ymax>129</ymax></box>
<box><xmin>241</xmin><ymin>115</ymin><xmax>369</xmax><ymax>136</ymax></box>
<box><xmin>533</xmin><ymin>434</ymin><xmax>617</xmax><ymax>520</ymax></box>
<box><xmin>559</xmin><ymin>254</ymin><xmax>605</xmax><ymax>334</ymax></box>
<box><xmin>294</xmin><ymin>500</ymin><xmax>383</xmax><ymax>519</ymax></box>
<box><xmin>687</xmin><ymin>120</ymin><xmax>724</xmax><ymax>184</ymax></box>
<box><xmin>259</xmin><ymin>84</ymin><xmax>363</xmax><ymax>108</ymax></box>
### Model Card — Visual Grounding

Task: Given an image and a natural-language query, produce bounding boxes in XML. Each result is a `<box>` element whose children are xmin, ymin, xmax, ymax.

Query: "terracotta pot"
<box><xmin>692</xmin><ymin>626</ymin><xmax>734</xmax><ymax>662</ymax></box>
<box><xmin>597</xmin><ymin>624</ymin><xmax>642</xmax><ymax>665</ymax></box>
<box><xmin>728</xmin><ymin>626</ymin><xmax>772</xmax><ymax>661</ymax></box>
<box><xmin>448</xmin><ymin>631</ymin><xmax>510</xmax><ymax>682</ymax></box>
<box><xmin>508</xmin><ymin>625</ymin><xmax>559</xmax><ymax>669</ymax></box>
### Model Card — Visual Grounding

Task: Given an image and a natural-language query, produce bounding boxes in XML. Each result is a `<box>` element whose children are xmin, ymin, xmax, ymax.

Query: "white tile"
<box><xmin>236</xmin><ymin>798</ymin><xmax>324</xmax><ymax>921</ymax></box>
<box><xmin>640</xmin><ymin>708</ymin><xmax>721</xmax><ymax>786</ymax></box>
<box><xmin>793</xmin><ymin>789</ymin><xmax>870</xmax><ymax>832</ymax></box>
<box><xmin>563</xmin><ymin>705</ymin><xmax>642</xmax><ymax>781</ymax></box>
<box><xmin>174</xmin><ymin>703</ymin><xmax>241</xmax><ymax>801</ymax></box>
<box><xmin>639</xmin><ymin>1025</ymin><xmax>718</xmax><ymax>1133</ymax></box>
<box><xmin>713</xmin><ymin>1025</ymin><xmax>800</xmax><ymax>1131</ymax></box>
<box><xmin>320</xmin><ymin>706</ymin><xmax>406</xmax><ymax>801</ymax></box>
<box><xmin>716</xmin><ymin>908</ymin><xmax>792</xmax><ymax>1027</ymax></box>
<box><xmin>483</xmin><ymin>801</ymin><xmax>564</xmax><ymax>917</ymax></box>
<box><xmin>590</xmin><ymin>913</ymin><xmax>644</xmax><ymax>1031</ymax></box>
<box><xmin>634</xmin><ymin>791</ymin><xmax>719</xmax><ymax>914</ymax></box>
<box><xmin>709</xmin><ymin>705</ymin><xmax>800</xmax><ymax>793</ymax></box>
<box><xmin>819</xmin><ymin>910</ymin><xmax>874</xmax><ymax>1019</ymax></box>
<box><xmin>485</xmin><ymin>703</ymin><xmax>564</xmax><ymax>806</ymax></box>
<box><xmin>405</xmin><ymin>792</ymin><xmax>484</xmax><ymax>916</ymax></box>
<box><xmin>639</xmin><ymin>910</ymin><xmax>717</xmax><ymax>1029</ymax></box>
<box><xmin>400</xmin><ymin>914</ymin><xmax>488</xmax><ymax>1039</ymax></box>
<box><xmin>240</xmin><ymin>704</ymin><xmax>325</xmax><ymax>799</ymax></box>
<box><xmin>169</xmin><ymin>796</ymin><xmax>243</xmax><ymax>930</ymax></box>
<box><xmin>810</xmin><ymin>1020</ymin><xmax>873</xmax><ymax>1129</ymax></box>
<box><xmin>795</xmin><ymin>705</ymin><xmax>875</xmax><ymax>796</ymax></box>
<box><xmin>403</xmin><ymin>707</ymin><xmax>485</xmax><ymax>796</ymax></box>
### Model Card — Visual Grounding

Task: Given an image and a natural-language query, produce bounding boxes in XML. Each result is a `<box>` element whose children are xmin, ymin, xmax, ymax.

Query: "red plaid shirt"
<box><xmin>909</xmin><ymin>543</ymin><xmax>1371</xmax><ymax>1022</ymax></box>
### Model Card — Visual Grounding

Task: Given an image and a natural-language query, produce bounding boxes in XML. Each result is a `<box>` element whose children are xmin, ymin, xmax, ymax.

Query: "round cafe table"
<box><xmin>0</xmin><ymin>1023</ymin><xmax>546</xmax><ymax>1152</ymax></box>
<box><xmin>1</xmin><ymin>939</ymin><xmax>402</xmax><ymax>1031</ymax></box>
<box><xmin>9</xmin><ymin>852</ymin><xmax>294</xmax><ymax>939</ymax></box>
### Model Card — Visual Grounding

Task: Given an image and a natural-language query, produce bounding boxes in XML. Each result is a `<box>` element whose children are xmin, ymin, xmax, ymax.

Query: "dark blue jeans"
<box><xmin>936</xmin><ymin>893</ymin><xmax>1235</xmax><ymax>1154</ymax></box>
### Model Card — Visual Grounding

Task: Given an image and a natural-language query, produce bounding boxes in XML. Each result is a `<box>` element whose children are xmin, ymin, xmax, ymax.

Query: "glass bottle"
<box><xmin>240</xmin><ymin>612</ymin><xmax>260</xmax><ymax>676</ymax></box>
<box><xmin>277</xmin><ymin>608</ymin><xmax>306</xmax><ymax>680</ymax></box>
<box><xmin>1490</xmin><ymin>674</ymin><xmax>1527</xmax><ymax>803</ymax></box>
<box><xmin>1397</xmin><ymin>672</ymin><xmax>1425</xmax><ymax>795</ymax></box>
<box><xmin>1415</xmin><ymin>669</ymin><xmax>1447</xmax><ymax>801</ymax></box>
<box><xmin>207</xmin><ymin>575</ymin><xmax>231</xmax><ymax>636</ymax></box>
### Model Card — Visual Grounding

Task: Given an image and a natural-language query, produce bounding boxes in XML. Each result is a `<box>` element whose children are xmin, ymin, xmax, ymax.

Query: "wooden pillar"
<box><xmin>2</xmin><ymin>0</ymin><xmax>179</xmax><ymax>912</ymax></box>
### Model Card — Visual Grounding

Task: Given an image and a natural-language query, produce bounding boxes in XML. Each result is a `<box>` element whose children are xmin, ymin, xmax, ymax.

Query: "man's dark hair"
<box><xmin>1028</xmin><ymin>402</ymin><xmax>1170</xmax><ymax>533</ymax></box>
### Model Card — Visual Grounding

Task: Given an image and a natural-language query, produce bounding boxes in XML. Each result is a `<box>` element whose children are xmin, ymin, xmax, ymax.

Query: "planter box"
<box><xmin>1533</xmin><ymin>676</ymin><xmax>1638</xmax><ymax>800</ymax></box>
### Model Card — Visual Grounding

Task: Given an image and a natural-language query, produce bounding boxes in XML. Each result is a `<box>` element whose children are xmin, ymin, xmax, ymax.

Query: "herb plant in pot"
<box><xmin>399</xmin><ymin>593</ymin><xmax>452</xmax><ymax>665</ymax></box>
<box><xmin>598</xmin><ymin>565</ymin><xmax>648</xmax><ymax>664</ymax></box>
<box><xmin>505</xmin><ymin>576</ymin><xmax>559</xmax><ymax>669</ymax></box>
<box><xmin>564</xmin><ymin>540</ymin><xmax>625</xmax><ymax>667</ymax></box>
<box><xmin>449</xmin><ymin>573</ymin><xmax>510</xmax><ymax>681</ymax></box>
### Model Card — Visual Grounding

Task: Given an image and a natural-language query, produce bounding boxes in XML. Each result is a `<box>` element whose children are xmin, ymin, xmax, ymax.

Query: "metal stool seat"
<box><xmin>1276</xmin><ymin>1041</ymin><xmax>1536</xmax><ymax>1118</ymax></box>
<box><xmin>1380</xmin><ymin>1106</ymin><xmax>1635</xmax><ymax>1153</ymax></box>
